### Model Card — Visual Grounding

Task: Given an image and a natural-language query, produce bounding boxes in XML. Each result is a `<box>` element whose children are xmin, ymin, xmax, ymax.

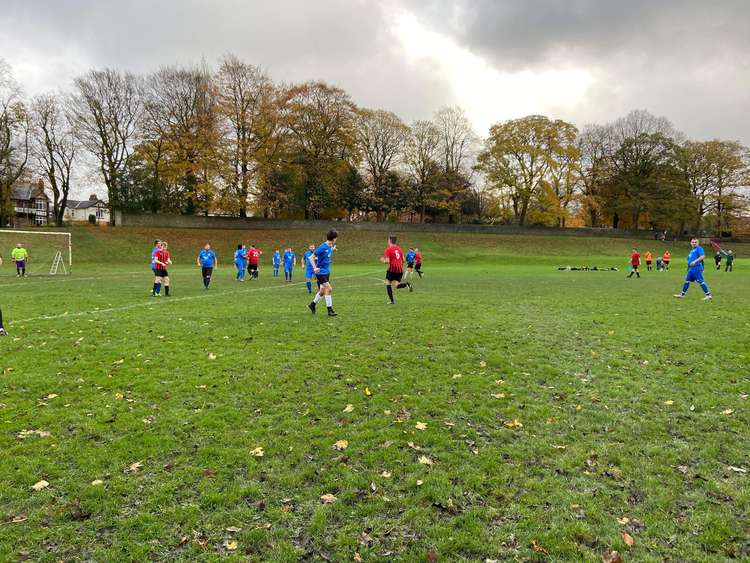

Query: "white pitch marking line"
<box><xmin>9</xmin><ymin>271</ymin><xmax>382</xmax><ymax>325</ymax></box>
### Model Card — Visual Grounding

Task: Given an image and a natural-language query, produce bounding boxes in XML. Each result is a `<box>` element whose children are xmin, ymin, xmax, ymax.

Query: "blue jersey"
<box><xmin>406</xmin><ymin>250</ymin><xmax>416</xmax><ymax>263</ymax></box>
<box><xmin>283</xmin><ymin>251</ymin><xmax>295</xmax><ymax>269</ymax></box>
<box><xmin>234</xmin><ymin>249</ymin><xmax>246</xmax><ymax>263</ymax></box>
<box><xmin>198</xmin><ymin>249</ymin><xmax>216</xmax><ymax>267</ymax></box>
<box><xmin>303</xmin><ymin>250</ymin><xmax>314</xmax><ymax>275</ymax></box>
<box><xmin>151</xmin><ymin>246</ymin><xmax>159</xmax><ymax>267</ymax></box>
<box><xmin>314</xmin><ymin>242</ymin><xmax>334</xmax><ymax>275</ymax></box>
<box><xmin>272</xmin><ymin>252</ymin><xmax>281</xmax><ymax>267</ymax></box>
<box><xmin>688</xmin><ymin>246</ymin><xmax>705</xmax><ymax>272</ymax></box>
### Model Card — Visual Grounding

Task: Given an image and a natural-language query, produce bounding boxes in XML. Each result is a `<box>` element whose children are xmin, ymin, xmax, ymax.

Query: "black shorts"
<box><xmin>154</xmin><ymin>268</ymin><xmax>168</xmax><ymax>277</ymax></box>
<box><xmin>386</xmin><ymin>270</ymin><xmax>403</xmax><ymax>282</ymax></box>
<box><xmin>415</xmin><ymin>263</ymin><xmax>422</xmax><ymax>271</ymax></box>
<box><xmin>248</xmin><ymin>263</ymin><xmax>258</xmax><ymax>271</ymax></box>
<box><xmin>315</xmin><ymin>273</ymin><xmax>330</xmax><ymax>285</ymax></box>
<box><xmin>201</xmin><ymin>267</ymin><xmax>213</xmax><ymax>277</ymax></box>
<box><xmin>406</xmin><ymin>261</ymin><xmax>414</xmax><ymax>269</ymax></box>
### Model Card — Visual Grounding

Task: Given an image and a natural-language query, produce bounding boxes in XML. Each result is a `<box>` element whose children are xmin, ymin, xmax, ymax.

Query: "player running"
<box><xmin>11</xmin><ymin>243</ymin><xmax>28</xmax><ymax>277</ymax></box>
<box><xmin>272</xmin><ymin>250</ymin><xmax>281</xmax><ymax>277</ymax></box>
<box><xmin>405</xmin><ymin>247</ymin><xmax>416</xmax><ymax>281</ymax></box>
<box><xmin>382</xmin><ymin>235</ymin><xmax>412</xmax><ymax>304</ymax></box>
<box><xmin>414</xmin><ymin>248</ymin><xmax>424</xmax><ymax>278</ymax></box>
<box><xmin>303</xmin><ymin>244</ymin><xmax>316</xmax><ymax>293</ymax></box>
<box><xmin>247</xmin><ymin>245</ymin><xmax>262</xmax><ymax>279</ymax></box>
<box><xmin>627</xmin><ymin>248</ymin><xmax>641</xmax><ymax>278</ymax></box>
<box><xmin>152</xmin><ymin>242</ymin><xmax>172</xmax><ymax>297</ymax></box>
<box><xmin>674</xmin><ymin>238</ymin><xmax>712</xmax><ymax>301</ymax></box>
<box><xmin>283</xmin><ymin>247</ymin><xmax>296</xmax><ymax>282</ymax></box>
<box><xmin>197</xmin><ymin>243</ymin><xmax>217</xmax><ymax>289</ymax></box>
<box><xmin>234</xmin><ymin>244</ymin><xmax>247</xmax><ymax>281</ymax></box>
<box><xmin>308</xmin><ymin>230</ymin><xmax>338</xmax><ymax>317</ymax></box>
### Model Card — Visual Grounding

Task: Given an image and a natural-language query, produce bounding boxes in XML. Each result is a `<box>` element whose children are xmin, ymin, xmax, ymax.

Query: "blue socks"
<box><xmin>306</xmin><ymin>281</ymin><xmax>312</xmax><ymax>293</ymax></box>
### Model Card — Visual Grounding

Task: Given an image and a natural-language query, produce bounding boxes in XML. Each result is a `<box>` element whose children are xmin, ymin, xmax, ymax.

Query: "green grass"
<box><xmin>0</xmin><ymin>229</ymin><xmax>748</xmax><ymax>562</ymax></box>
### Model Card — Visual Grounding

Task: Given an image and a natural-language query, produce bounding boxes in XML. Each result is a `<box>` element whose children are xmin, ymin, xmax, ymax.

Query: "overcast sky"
<box><xmin>2</xmin><ymin>0</ymin><xmax>749</xmax><ymax>144</ymax></box>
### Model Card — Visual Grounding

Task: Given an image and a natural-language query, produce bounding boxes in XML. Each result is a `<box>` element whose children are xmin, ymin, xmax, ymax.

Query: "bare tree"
<box><xmin>576</xmin><ymin>124</ymin><xmax>614</xmax><ymax>227</ymax></box>
<box><xmin>215</xmin><ymin>54</ymin><xmax>280</xmax><ymax>216</ymax></box>
<box><xmin>404</xmin><ymin>119</ymin><xmax>440</xmax><ymax>222</ymax></box>
<box><xmin>433</xmin><ymin>106</ymin><xmax>480</xmax><ymax>222</ymax></box>
<box><xmin>434</xmin><ymin>106</ymin><xmax>479</xmax><ymax>176</ymax></box>
<box><xmin>0</xmin><ymin>59</ymin><xmax>30</xmax><ymax>226</ymax></box>
<box><xmin>355</xmin><ymin>108</ymin><xmax>407</xmax><ymax>218</ymax></box>
<box><xmin>68</xmin><ymin>69</ymin><xmax>142</xmax><ymax>224</ymax></box>
<box><xmin>32</xmin><ymin>93</ymin><xmax>76</xmax><ymax>226</ymax></box>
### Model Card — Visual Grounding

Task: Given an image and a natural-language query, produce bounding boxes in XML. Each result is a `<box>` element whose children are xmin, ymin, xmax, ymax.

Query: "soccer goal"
<box><xmin>0</xmin><ymin>229</ymin><xmax>72</xmax><ymax>277</ymax></box>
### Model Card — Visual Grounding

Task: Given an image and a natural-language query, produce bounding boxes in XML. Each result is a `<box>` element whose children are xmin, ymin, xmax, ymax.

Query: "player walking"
<box><xmin>674</xmin><ymin>238</ymin><xmax>712</xmax><ymax>301</ymax></box>
<box><xmin>153</xmin><ymin>242</ymin><xmax>172</xmax><ymax>297</ymax></box>
<box><xmin>308</xmin><ymin>230</ymin><xmax>338</xmax><ymax>317</ymax></box>
<box><xmin>303</xmin><ymin>244</ymin><xmax>316</xmax><ymax>293</ymax></box>
<box><xmin>627</xmin><ymin>248</ymin><xmax>641</xmax><ymax>278</ymax></box>
<box><xmin>234</xmin><ymin>244</ymin><xmax>247</xmax><ymax>281</ymax></box>
<box><xmin>11</xmin><ymin>243</ymin><xmax>28</xmax><ymax>277</ymax></box>
<box><xmin>414</xmin><ymin>248</ymin><xmax>424</xmax><ymax>278</ymax></box>
<box><xmin>197</xmin><ymin>243</ymin><xmax>217</xmax><ymax>289</ymax></box>
<box><xmin>725</xmin><ymin>250</ymin><xmax>735</xmax><ymax>272</ymax></box>
<box><xmin>382</xmin><ymin>236</ymin><xmax>411</xmax><ymax>304</ymax></box>
<box><xmin>283</xmin><ymin>247</ymin><xmax>296</xmax><ymax>282</ymax></box>
<box><xmin>247</xmin><ymin>245</ymin><xmax>262</xmax><ymax>280</ymax></box>
<box><xmin>272</xmin><ymin>250</ymin><xmax>281</xmax><ymax>277</ymax></box>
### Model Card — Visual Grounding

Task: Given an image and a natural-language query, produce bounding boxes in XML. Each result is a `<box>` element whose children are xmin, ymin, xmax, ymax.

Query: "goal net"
<box><xmin>0</xmin><ymin>229</ymin><xmax>72</xmax><ymax>277</ymax></box>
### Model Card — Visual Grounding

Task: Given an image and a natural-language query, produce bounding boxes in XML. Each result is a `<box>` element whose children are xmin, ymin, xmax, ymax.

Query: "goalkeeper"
<box><xmin>11</xmin><ymin>243</ymin><xmax>28</xmax><ymax>277</ymax></box>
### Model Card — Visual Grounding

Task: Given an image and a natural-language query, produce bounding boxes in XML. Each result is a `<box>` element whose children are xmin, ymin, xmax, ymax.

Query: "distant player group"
<box><xmin>146</xmin><ymin>231</ymin><xmax>425</xmax><ymax>317</ymax></box>
<box><xmin>627</xmin><ymin>238</ymin><xmax>737</xmax><ymax>301</ymax></box>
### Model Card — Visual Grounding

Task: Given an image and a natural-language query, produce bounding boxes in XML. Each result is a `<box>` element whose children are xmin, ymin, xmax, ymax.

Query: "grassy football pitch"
<box><xmin>1</xmin><ymin>228</ymin><xmax>748</xmax><ymax>561</ymax></box>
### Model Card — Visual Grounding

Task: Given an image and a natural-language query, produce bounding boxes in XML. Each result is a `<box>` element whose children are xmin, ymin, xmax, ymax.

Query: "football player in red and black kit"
<box><xmin>152</xmin><ymin>242</ymin><xmax>173</xmax><ymax>296</ymax></box>
<box><xmin>381</xmin><ymin>235</ymin><xmax>412</xmax><ymax>304</ymax></box>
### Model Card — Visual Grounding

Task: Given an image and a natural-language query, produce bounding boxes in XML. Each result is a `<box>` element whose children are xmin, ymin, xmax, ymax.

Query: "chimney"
<box><xmin>89</xmin><ymin>193</ymin><xmax>98</xmax><ymax>201</ymax></box>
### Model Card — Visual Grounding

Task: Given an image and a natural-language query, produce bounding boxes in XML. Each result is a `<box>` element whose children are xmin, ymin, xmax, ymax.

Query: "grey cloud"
<box><xmin>1</xmin><ymin>0</ymin><xmax>749</xmax><ymax>143</ymax></box>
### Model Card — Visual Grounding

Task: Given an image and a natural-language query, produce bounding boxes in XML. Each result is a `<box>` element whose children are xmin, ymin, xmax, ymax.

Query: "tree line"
<box><xmin>1</xmin><ymin>55</ymin><xmax>748</xmax><ymax>233</ymax></box>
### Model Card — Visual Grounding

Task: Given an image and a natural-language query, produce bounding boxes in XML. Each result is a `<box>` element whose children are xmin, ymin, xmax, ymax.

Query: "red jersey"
<box><xmin>414</xmin><ymin>251</ymin><xmax>422</xmax><ymax>264</ymax></box>
<box><xmin>630</xmin><ymin>252</ymin><xmax>640</xmax><ymax>267</ymax></box>
<box><xmin>384</xmin><ymin>245</ymin><xmax>404</xmax><ymax>273</ymax></box>
<box><xmin>154</xmin><ymin>249</ymin><xmax>170</xmax><ymax>268</ymax></box>
<box><xmin>247</xmin><ymin>248</ymin><xmax>262</xmax><ymax>265</ymax></box>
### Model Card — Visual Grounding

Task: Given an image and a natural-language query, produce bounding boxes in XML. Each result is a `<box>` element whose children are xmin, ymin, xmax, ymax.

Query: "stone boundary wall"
<box><xmin>115</xmin><ymin>212</ymin><xmax>748</xmax><ymax>242</ymax></box>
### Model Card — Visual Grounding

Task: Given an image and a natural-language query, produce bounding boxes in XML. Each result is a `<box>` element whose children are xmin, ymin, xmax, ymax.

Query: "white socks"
<box><xmin>325</xmin><ymin>294</ymin><xmax>333</xmax><ymax>307</ymax></box>
<box><xmin>313</xmin><ymin>293</ymin><xmax>322</xmax><ymax>304</ymax></box>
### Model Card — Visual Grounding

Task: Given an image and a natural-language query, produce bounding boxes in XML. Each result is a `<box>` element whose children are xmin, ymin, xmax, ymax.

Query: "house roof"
<box><xmin>11</xmin><ymin>183</ymin><xmax>47</xmax><ymax>201</ymax></box>
<box><xmin>67</xmin><ymin>199</ymin><xmax>107</xmax><ymax>210</ymax></box>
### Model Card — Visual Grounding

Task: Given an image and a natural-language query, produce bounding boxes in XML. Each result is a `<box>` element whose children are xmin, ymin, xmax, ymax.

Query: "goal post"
<box><xmin>0</xmin><ymin>229</ymin><xmax>72</xmax><ymax>277</ymax></box>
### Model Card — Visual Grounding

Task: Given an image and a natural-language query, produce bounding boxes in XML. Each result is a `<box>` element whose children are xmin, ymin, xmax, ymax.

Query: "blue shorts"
<box><xmin>305</xmin><ymin>268</ymin><xmax>314</xmax><ymax>279</ymax></box>
<box><xmin>685</xmin><ymin>268</ymin><xmax>704</xmax><ymax>283</ymax></box>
